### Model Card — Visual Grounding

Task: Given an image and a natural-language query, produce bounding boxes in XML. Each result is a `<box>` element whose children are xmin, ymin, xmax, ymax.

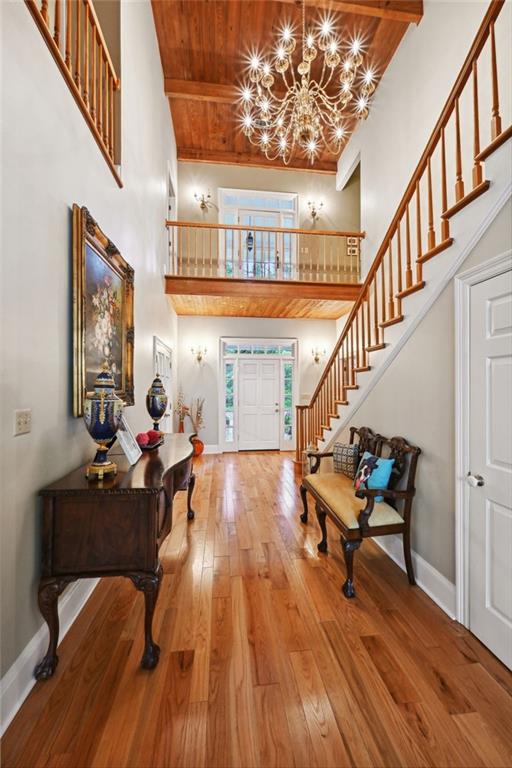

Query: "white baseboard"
<box><xmin>0</xmin><ymin>578</ymin><xmax>98</xmax><ymax>736</ymax></box>
<box><xmin>374</xmin><ymin>535</ymin><xmax>456</xmax><ymax>619</ymax></box>
<box><xmin>203</xmin><ymin>444</ymin><xmax>220</xmax><ymax>454</ymax></box>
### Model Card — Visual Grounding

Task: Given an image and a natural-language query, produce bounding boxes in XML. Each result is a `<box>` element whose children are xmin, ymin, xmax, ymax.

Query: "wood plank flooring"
<box><xmin>2</xmin><ymin>452</ymin><xmax>511</xmax><ymax>768</ymax></box>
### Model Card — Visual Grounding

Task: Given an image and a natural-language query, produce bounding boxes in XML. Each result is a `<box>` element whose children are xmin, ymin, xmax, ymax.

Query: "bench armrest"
<box><xmin>306</xmin><ymin>451</ymin><xmax>333</xmax><ymax>474</ymax></box>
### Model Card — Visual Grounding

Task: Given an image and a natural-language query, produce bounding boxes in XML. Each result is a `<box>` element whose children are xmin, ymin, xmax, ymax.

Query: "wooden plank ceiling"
<box><xmin>152</xmin><ymin>0</ymin><xmax>422</xmax><ymax>173</ymax></box>
<box><xmin>168</xmin><ymin>294</ymin><xmax>354</xmax><ymax>320</ymax></box>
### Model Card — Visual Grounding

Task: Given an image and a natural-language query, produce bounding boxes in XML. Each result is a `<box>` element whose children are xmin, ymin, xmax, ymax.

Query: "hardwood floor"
<box><xmin>2</xmin><ymin>452</ymin><xmax>511</xmax><ymax>768</ymax></box>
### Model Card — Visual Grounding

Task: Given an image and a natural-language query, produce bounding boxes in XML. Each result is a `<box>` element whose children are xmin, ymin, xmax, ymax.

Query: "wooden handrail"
<box><xmin>26</xmin><ymin>0</ymin><xmax>122</xmax><ymax>187</ymax></box>
<box><xmin>295</xmin><ymin>0</ymin><xmax>510</xmax><ymax>461</ymax></box>
<box><xmin>166</xmin><ymin>220</ymin><xmax>365</xmax><ymax>238</ymax></box>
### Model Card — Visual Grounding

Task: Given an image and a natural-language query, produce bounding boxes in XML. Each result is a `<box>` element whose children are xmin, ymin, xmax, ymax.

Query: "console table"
<box><xmin>35</xmin><ymin>434</ymin><xmax>196</xmax><ymax>680</ymax></box>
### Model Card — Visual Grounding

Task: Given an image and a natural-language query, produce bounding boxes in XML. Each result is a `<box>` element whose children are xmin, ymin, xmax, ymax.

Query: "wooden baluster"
<box><xmin>405</xmin><ymin>203</ymin><xmax>413</xmax><ymax>288</ymax></box>
<box><xmin>490</xmin><ymin>21</ymin><xmax>502</xmax><ymax>140</ymax></box>
<box><xmin>97</xmin><ymin>48</ymin><xmax>103</xmax><ymax>137</ymax></box>
<box><xmin>41</xmin><ymin>0</ymin><xmax>49</xmax><ymax>25</ymax></box>
<box><xmin>366</xmin><ymin>287</ymin><xmax>371</xmax><ymax>356</ymax></box>
<box><xmin>209</xmin><ymin>229</ymin><xmax>213</xmax><ymax>276</ymax></box>
<box><xmin>472</xmin><ymin>60</ymin><xmax>483</xmax><ymax>188</ymax></box>
<box><xmin>83</xmin><ymin>2</ymin><xmax>90</xmax><ymax>108</ymax></box>
<box><xmin>387</xmin><ymin>241</ymin><xmax>395</xmax><ymax>320</ymax></box>
<box><xmin>427</xmin><ymin>157</ymin><xmax>435</xmax><ymax>251</ymax></box>
<box><xmin>440</xmin><ymin>127</ymin><xmax>450</xmax><ymax>241</ymax></box>
<box><xmin>373</xmin><ymin>276</ymin><xmax>379</xmax><ymax>347</ymax></box>
<box><xmin>54</xmin><ymin>0</ymin><xmax>61</xmax><ymax>47</ymax></box>
<box><xmin>350</xmin><ymin>327</ymin><xmax>355</xmax><ymax>385</ymax></box>
<box><xmin>415</xmin><ymin>181</ymin><xmax>423</xmax><ymax>283</ymax></box>
<box><xmin>361</xmin><ymin>302</ymin><xmax>366</xmax><ymax>367</ymax></box>
<box><xmin>103</xmin><ymin>58</ymin><xmax>109</xmax><ymax>149</ymax></box>
<box><xmin>396</xmin><ymin>221</ymin><xmax>403</xmax><ymax>315</ymax></box>
<box><xmin>109</xmin><ymin>75</ymin><xmax>115</xmax><ymax>159</ymax></box>
<box><xmin>74</xmin><ymin>0</ymin><xmax>81</xmax><ymax>90</ymax></box>
<box><xmin>454</xmin><ymin>99</ymin><xmax>465</xmax><ymax>202</ymax></box>
<box><xmin>355</xmin><ymin>311</ymin><xmax>360</xmax><ymax>368</ymax></box>
<box><xmin>65</xmin><ymin>0</ymin><xmax>72</xmax><ymax>69</ymax></box>
<box><xmin>91</xmin><ymin>25</ymin><xmax>97</xmax><ymax>120</ymax></box>
<box><xmin>380</xmin><ymin>259</ymin><xmax>386</xmax><ymax>325</ymax></box>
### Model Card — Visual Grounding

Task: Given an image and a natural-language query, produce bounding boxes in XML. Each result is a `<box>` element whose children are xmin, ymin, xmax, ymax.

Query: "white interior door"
<box><xmin>238</xmin><ymin>359</ymin><xmax>280</xmax><ymax>450</ymax></box>
<box><xmin>153</xmin><ymin>337</ymin><xmax>172</xmax><ymax>432</ymax></box>
<box><xmin>469</xmin><ymin>269</ymin><xmax>512</xmax><ymax>668</ymax></box>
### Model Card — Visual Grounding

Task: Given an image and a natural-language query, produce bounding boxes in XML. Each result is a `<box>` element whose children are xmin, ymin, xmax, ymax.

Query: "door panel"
<box><xmin>238</xmin><ymin>359</ymin><xmax>279</xmax><ymax>450</ymax></box>
<box><xmin>469</xmin><ymin>269</ymin><xmax>512</xmax><ymax>668</ymax></box>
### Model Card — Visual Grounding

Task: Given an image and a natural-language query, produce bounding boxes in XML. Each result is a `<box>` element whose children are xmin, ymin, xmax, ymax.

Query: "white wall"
<box><xmin>338</xmin><ymin>0</ymin><xmax>512</xmax><ymax>275</ymax></box>
<box><xmin>177</xmin><ymin>316</ymin><xmax>337</xmax><ymax>447</ymax></box>
<box><xmin>178</xmin><ymin>161</ymin><xmax>360</xmax><ymax>232</ymax></box>
<box><xmin>0</xmin><ymin>0</ymin><xmax>177</xmax><ymax>675</ymax></box>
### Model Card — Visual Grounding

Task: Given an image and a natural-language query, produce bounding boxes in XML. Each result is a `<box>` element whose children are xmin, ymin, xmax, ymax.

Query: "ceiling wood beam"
<box><xmin>165</xmin><ymin>276</ymin><xmax>361</xmax><ymax>301</ymax></box>
<box><xmin>278</xmin><ymin>0</ymin><xmax>423</xmax><ymax>24</ymax></box>
<box><xmin>165</xmin><ymin>79</ymin><xmax>238</xmax><ymax>104</ymax></box>
<box><xmin>177</xmin><ymin>147</ymin><xmax>338</xmax><ymax>174</ymax></box>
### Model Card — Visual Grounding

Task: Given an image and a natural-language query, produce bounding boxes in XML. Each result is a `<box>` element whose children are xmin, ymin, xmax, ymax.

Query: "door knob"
<box><xmin>467</xmin><ymin>472</ymin><xmax>485</xmax><ymax>487</ymax></box>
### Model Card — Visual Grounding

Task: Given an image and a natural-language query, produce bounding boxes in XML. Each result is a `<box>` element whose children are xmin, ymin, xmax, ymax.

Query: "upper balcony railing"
<box><xmin>26</xmin><ymin>0</ymin><xmax>122</xmax><ymax>187</ymax></box>
<box><xmin>165</xmin><ymin>220</ymin><xmax>364</xmax><ymax>284</ymax></box>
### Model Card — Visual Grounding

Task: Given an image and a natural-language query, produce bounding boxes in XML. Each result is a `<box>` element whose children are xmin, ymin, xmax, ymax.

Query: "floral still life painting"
<box><xmin>85</xmin><ymin>244</ymin><xmax>123</xmax><ymax>391</ymax></box>
<box><xmin>73</xmin><ymin>205</ymin><xmax>134</xmax><ymax>417</ymax></box>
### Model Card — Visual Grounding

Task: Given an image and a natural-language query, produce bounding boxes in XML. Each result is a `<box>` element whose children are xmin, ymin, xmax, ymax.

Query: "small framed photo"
<box><xmin>117</xmin><ymin>415</ymin><xmax>142</xmax><ymax>465</ymax></box>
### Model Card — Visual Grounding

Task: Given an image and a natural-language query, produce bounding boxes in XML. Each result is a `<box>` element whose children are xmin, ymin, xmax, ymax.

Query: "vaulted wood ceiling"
<box><xmin>152</xmin><ymin>0</ymin><xmax>423</xmax><ymax>173</ymax></box>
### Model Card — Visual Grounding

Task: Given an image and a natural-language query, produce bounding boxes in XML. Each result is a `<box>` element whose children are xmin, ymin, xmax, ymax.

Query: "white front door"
<box><xmin>469</xmin><ymin>269</ymin><xmax>512</xmax><ymax>668</ymax></box>
<box><xmin>238</xmin><ymin>359</ymin><xmax>280</xmax><ymax>450</ymax></box>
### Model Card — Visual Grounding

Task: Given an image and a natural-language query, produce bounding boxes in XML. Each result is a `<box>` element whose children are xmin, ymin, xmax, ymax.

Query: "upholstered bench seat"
<box><xmin>304</xmin><ymin>473</ymin><xmax>404</xmax><ymax>529</ymax></box>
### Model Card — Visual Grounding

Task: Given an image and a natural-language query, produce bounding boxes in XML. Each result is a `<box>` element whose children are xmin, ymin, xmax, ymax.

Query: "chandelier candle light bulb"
<box><xmin>237</xmin><ymin>0</ymin><xmax>377</xmax><ymax>166</ymax></box>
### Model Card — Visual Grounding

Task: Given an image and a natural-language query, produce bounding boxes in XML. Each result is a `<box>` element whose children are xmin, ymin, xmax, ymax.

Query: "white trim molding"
<box><xmin>454</xmin><ymin>249</ymin><xmax>512</xmax><ymax>626</ymax></box>
<box><xmin>0</xmin><ymin>579</ymin><xmax>98</xmax><ymax>736</ymax></box>
<box><xmin>374</xmin><ymin>536</ymin><xmax>456</xmax><ymax>619</ymax></box>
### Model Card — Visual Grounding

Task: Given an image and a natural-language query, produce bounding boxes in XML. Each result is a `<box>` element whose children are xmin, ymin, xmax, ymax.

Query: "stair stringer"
<box><xmin>318</xmin><ymin>138</ymin><xmax>512</xmax><ymax>451</ymax></box>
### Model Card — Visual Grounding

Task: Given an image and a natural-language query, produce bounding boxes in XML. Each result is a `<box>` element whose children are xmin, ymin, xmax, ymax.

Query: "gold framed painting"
<box><xmin>73</xmin><ymin>205</ymin><xmax>134</xmax><ymax>417</ymax></box>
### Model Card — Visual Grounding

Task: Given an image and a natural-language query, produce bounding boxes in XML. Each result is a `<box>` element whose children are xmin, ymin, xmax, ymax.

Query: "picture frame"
<box><xmin>116</xmin><ymin>415</ymin><xmax>142</xmax><ymax>466</ymax></box>
<box><xmin>73</xmin><ymin>205</ymin><xmax>134</xmax><ymax>416</ymax></box>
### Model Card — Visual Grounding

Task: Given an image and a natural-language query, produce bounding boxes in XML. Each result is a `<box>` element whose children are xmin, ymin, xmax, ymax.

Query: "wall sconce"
<box><xmin>194</xmin><ymin>191</ymin><xmax>213</xmax><ymax>211</ymax></box>
<box><xmin>312</xmin><ymin>347</ymin><xmax>326</xmax><ymax>365</ymax></box>
<box><xmin>308</xmin><ymin>201</ymin><xmax>324</xmax><ymax>222</ymax></box>
<box><xmin>191</xmin><ymin>346</ymin><xmax>207</xmax><ymax>364</ymax></box>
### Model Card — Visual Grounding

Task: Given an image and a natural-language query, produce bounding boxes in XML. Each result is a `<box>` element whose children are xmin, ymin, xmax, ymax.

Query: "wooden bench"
<box><xmin>300</xmin><ymin>426</ymin><xmax>421</xmax><ymax>599</ymax></box>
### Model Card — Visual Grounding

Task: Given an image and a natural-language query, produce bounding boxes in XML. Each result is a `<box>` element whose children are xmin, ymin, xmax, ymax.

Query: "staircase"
<box><xmin>295</xmin><ymin>0</ymin><xmax>512</xmax><ymax>461</ymax></box>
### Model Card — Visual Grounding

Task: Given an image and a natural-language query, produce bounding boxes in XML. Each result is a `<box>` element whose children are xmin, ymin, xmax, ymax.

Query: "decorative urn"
<box><xmin>146</xmin><ymin>374</ymin><xmax>168</xmax><ymax>434</ymax></box>
<box><xmin>83</xmin><ymin>364</ymin><xmax>124</xmax><ymax>479</ymax></box>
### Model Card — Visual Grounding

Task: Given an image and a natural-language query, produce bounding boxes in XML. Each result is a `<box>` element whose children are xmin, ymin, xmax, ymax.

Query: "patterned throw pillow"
<box><xmin>332</xmin><ymin>443</ymin><xmax>360</xmax><ymax>478</ymax></box>
<box><xmin>354</xmin><ymin>451</ymin><xmax>395</xmax><ymax>503</ymax></box>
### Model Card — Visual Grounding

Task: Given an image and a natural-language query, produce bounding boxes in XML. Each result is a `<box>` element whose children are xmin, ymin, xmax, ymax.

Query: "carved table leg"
<box><xmin>341</xmin><ymin>538</ymin><xmax>361</xmax><ymax>599</ymax></box>
<box><xmin>34</xmin><ymin>577</ymin><xmax>74</xmax><ymax>680</ymax></box>
<box><xmin>187</xmin><ymin>472</ymin><xmax>196</xmax><ymax>520</ymax></box>
<box><xmin>128</xmin><ymin>564</ymin><xmax>163</xmax><ymax>669</ymax></box>
<box><xmin>299</xmin><ymin>484</ymin><xmax>308</xmax><ymax>524</ymax></box>
<box><xmin>316</xmin><ymin>503</ymin><xmax>328</xmax><ymax>552</ymax></box>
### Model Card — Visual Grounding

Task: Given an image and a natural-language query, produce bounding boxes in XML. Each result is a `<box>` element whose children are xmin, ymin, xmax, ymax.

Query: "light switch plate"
<box><xmin>14</xmin><ymin>409</ymin><xmax>32</xmax><ymax>436</ymax></box>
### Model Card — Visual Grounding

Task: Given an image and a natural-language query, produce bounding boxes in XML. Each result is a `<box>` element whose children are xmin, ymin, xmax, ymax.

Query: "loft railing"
<box><xmin>26</xmin><ymin>0</ymin><xmax>122</xmax><ymax>187</ymax></box>
<box><xmin>165</xmin><ymin>220</ymin><xmax>364</xmax><ymax>283</ymax></box>
<box><xmin>296</xmin><ymin>0</ymin><xmax>511</xmax><ymax>461</ymax></box>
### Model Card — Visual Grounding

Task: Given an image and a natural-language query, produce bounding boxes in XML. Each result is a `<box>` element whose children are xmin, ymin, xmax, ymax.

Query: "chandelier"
<box><xmin>236</xmin><ymin>0</ymin><xmax>377</xmax><ymax>165</ymax></box>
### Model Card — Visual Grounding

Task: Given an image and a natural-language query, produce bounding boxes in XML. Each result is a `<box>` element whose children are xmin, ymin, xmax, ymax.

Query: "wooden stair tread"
<box><xmin>475</xmin><ymin>125</ymin><xmax>512</xmax><ymax>162</ymax></box>
<box><xmin>417</xmin><ymin>237</ymin><xmax>454</xmax><ymax>264</ymax></box>
<box><xmin>345</xmin><ymin>384</ymin><xmax>359</xmax><ymax>390</ymax></box>
<box><xmin>366</xmin><ymin>343</ymin><xmax>386</xmax><ymax>353</ymax></box>
<box><xmin>442</xmin><ymin>180</ymin><xmax>490</xmax><ymax>220</ymax></box>
<box><xmin>334</xmin><ymin>399</ymin><xmax>349</xmax><ymax>405</ymax></box>
<box><xmin>354</xmin><ymin>365</ymin><xmax>371</xmax><ymax>373</ymax></box>
<box><xmin>380</xmin><ymin>314</ymin><xmax>405</xmax><ymax>329</ymax></box>
<box><xmin>397</xmin><ymin>281</ymin><xmax>425</xmax><ymax>300</ymax></box>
